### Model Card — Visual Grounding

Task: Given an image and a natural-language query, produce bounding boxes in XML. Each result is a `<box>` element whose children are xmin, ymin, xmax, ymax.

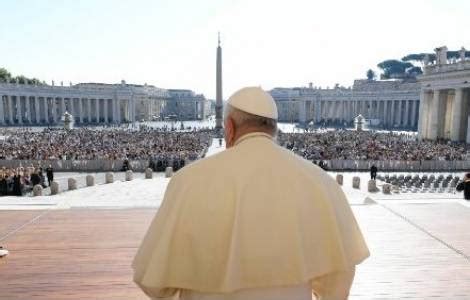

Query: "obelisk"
<box><xmin>215</xmin><ymin>32</ymin><xmax>223</xmax><ymax>131</ymax></box>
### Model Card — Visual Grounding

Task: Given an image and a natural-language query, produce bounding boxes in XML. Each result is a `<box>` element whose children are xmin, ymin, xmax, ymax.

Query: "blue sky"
<box><xmin>1</xmin><ymin>0</ymin><xmax>469</xmax><ymax>98</ymax></box>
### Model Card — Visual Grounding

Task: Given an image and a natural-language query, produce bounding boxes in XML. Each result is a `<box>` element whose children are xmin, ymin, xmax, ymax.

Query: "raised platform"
<box><xmin>1</xmin><ymin>203</ymin><xmax>470</xmax><ymax>299</ymax></box>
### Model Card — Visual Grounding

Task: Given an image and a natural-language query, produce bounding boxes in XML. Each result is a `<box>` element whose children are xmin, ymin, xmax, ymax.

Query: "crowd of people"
<box><xmin>0</xmin><ymin>128</ymin><xmax>212</xmax><ymax>161</ymax></box>
<box><xmin>0</xmin><ymin>165</ymin><xmax>54</xmax><ymax>196</ymax></box>
<box><xmin>0</xmin><ymin>127</ymin><xmax>212</xmax><ymax>196</ymax></box>
<box><xmin>278</xmin><ymin>130</ymin><xmax>470</xmax><ymax>161</ymax></box>
<box><xmin>2</xmin><ymin>127</ymin><xmax>470</xmax><ymax>196</ymax></box>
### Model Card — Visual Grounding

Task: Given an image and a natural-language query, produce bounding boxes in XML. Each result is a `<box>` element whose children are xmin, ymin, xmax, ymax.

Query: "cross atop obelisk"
<box><xmin>215</xmin><ymin>32</ymin><xmax>223</xmax><ymax>131</ymax></box>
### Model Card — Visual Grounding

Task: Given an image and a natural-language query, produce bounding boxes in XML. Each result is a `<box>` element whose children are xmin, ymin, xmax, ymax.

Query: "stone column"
<box><xmin>383</xmin><ymin>100</ymin><xmax>388</xmax><ymax>127</ymax></box>
<box><xmin>324</xmin><ymin>101</ymin><xmax>329</xmax><ymax>120</ymax></box>
<box><xmin>87</xmin><ymin>98</ymin><xmax>91</xmax><ymax>123</ymax></box>
<box><xmin>52</xmin><ymin>97</ymin><xmax>57</xmax><ymax>123</ymax></box>
<box><xmin>78</xmin><ymin>98</ymin><xmax>83</xmax><ymax>123</ymax></box>
<box><xmin>342</xmin><ymin>101</ymin><xmax>346</xmax><ymax>122</ymax></box>
<box><xmin>111</xmin><ymin>98</ymin><xmax>116</xmax><ymax>123</ymax></box>
<box><xmin>427</xmin><ymin>90</ymin><xmax>441</xmax><ymax>140</ymax></box>
<box><xmin>24</xmin><ymin>96</ymin><xmax>30</xmax><ymax>123</ymax></box>
<box><xmin>397</xmin><ymin>100</ymin><xmax>403</xmax><ymax>127</ymax></box>
<box><xmin>44</xmin><ymin>97</ymin><xmax>49</xmax><ymax>123</ymax></box>
<box><xmin>411</xmin><ymin>100</ymin><xmax>418</xmax><ymax>128</ymax></box>
<box><xmin>95</xmin><ymin>99</ymin><xmax>100</xmax><ymax>123</ymax></box>
<box><xmin>104</xmin><ymin>99</ymin><xmax>109</xmax><ymax>123</ymax></box>
<box><xmin>404</xmin><ymin>100</ymin><xmax>409</xmax><ymax>127</ymax></box>
<box><xmin>298</xmin><ymin>100</ymin><xmax>307</xmax><ymax>124</ymax></box>
<box><xmin>69</xmin><ymin>98</ymin><xmax>75</xmax><ymax>120</ymax></box>
<box><xmin>0</xmin><ymin>96</ymin><xmax>4</xmax><ymax>124</ymax></box>
<box><xmin>450</xmin><ymin>88</ymin><xmax>464</xmax><ymax>141</ymax></box>
<box><xmin>17</xmin><ymin>96</ymin><xmax>23</xmax><ymax>124</ymax></box>
<box><xmin>34</xmin><ymin>97</ymin><xmax>40</xmax><ymax>124</ymax></box>
<box><xmin>375</xmin><ymin>100</ymin><xmax>379</xmax><ymax>119</ymax></box>
<box><xmin>332</xmin><ymin>101</ymin><xmax>336</xmax><ymax>121</ymax></box>
<box><xmin>418</xmin><ymin>91</ymin><xmax>429</xmax><ymax>139</ymax></box>
<box><xmin>437</xmin><ymin>91</ymin><xmax>448</xmax><ymax>138</ymax></box>
<box><xmin>116</xmin><ymin>99</ymin><xmax>121</xmax><ymax>124</ymax></box>
<box><xmin>29</xmin><ymin>96</ymin><xmax>34</xmax><ymax>123</ymax></box>
<box><xmin>129</xmin><ymin>99</ymin><xmax>134</xmax><ymax>122</ymax></box>
<box><xmin>313</xmin><ymin>101</ymin><xmax>320</xmax><ymax>123</ymax></box>
<box><xmin>7</xmin><ymin>95</ymin><xmax>13</xmax><ymax>124</ymax></box>
<box><xmin>466</xmin><ymin>116</ymin><xmax>470</xmax><ymax>144</ymax></box>
<box><xmin>390</xmin><ymin>100</ymin><xmax>396</xmax><ymax>128</ymax></box>
<box><xmin>60</xmin><ymin>98</ymin><xmax>65</xmax><ymax>116</ymax></box>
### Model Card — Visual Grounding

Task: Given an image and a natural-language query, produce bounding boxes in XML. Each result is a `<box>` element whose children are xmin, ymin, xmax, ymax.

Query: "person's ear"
<box><xmin>224</xmin><ymin>117</ymin><xmax>236</xmax><ymax>148</ymax></box>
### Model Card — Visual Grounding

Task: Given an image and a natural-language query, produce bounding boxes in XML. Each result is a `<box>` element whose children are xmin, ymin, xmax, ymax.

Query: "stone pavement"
<box><xmin>350</xmin><ymin>203</ymin><xmax>470</xmax><ymax>299</ymax></box>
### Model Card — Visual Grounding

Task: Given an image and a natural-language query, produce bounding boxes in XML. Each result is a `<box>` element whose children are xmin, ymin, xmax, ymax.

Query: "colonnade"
<box><xmin>297</xmin><ymin>99</ymin><xmax>420</xmax><ymax>128</ymax></box>
<box><xmin>418</xmin><ymin>88</ymin><xmax>470</xmax><ymax>142</ymax></box>
<box><xmin>0</xmin><ymin>95</ymin><xmax>135</xmax><ymax>125</ymax></box>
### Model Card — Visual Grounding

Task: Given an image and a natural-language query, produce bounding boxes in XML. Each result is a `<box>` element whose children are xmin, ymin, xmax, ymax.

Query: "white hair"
<box><xmin>224</xmin><ymin>104</ymin><xmax>277</xmax><ymax>136</ymax></box>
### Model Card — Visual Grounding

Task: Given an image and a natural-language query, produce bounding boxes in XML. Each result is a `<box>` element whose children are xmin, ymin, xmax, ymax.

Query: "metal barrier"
<box><xmin>326</xmin><ymin>159</ymin><xmax>470</xmax><ymax>171</ymax></box>
<box><xmin>1</xmin><ymin>158</ymin><xmax>470</xmax><ymax>172</ymax></box>
<box><xmin>0</xmin><ymin>160</ymin><xmax>183</xmax><ymax>172</ymax></box>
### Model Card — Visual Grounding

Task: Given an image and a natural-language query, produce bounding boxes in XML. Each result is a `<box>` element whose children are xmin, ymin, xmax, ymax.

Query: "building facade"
<box><xmin>164</xmin><ymin>89</ymin><xmax>211</xmax><ymax>120</ymax></box>
<box><xmin>417</xmin><ymin>46</ymin><xmax>470</xmax><ymax>142</ymax></box>
<box><xmin>0</xmin><ymin>80</ymin><xmax>210</xmax><ymax>126</ymax></box>
<box><xmin>270</xmin><ymin>80</ymin><xmax>421</xmax><ymax>129</ymax></box>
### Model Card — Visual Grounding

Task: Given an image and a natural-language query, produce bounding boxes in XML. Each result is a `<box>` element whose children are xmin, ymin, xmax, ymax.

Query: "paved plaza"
<box><xmin>0</xmin><ymin>141</ymin><xmax>469</xmax><ymax>299</ymax></box>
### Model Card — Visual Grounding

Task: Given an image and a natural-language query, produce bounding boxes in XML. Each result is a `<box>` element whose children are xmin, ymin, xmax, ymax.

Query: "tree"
<box><xmin>447</xmin><ymin>50</ymin><xmax>470</xmax><ymax>60</ymax></box>
<box><xmin>0</xmin><ymin>67</ymin><xmax>45</xmax><ymax>85</ymax></box>
<box><xmin>377</xmin><ymin>60</ymin><xmax>413</xmax><ymax>79</ymax></box>
<box><xmin>402</xmin><ymin>53</ymin><xmax>435</xmax><ymax>64</ymax></box>
<box><xmin>15</xmin><ymin>75</ymin><xmax>28</xmax><ymax>84</ymax></box>
<box><xmin>406</xmin><ymin>66</ymin><xmax>423</xmax><ymax>76</ymax></box>
<box><xmin>0</xmin><ymin>68</ymin><xmax>11</xmax><ymax>83</ymax></box>
<box><xmin>366</xmin><ymin>69</ymin><xmax>376</xmax><ymax>81</ymax></box>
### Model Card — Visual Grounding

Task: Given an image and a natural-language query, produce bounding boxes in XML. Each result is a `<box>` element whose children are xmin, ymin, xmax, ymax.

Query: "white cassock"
<box><xmin>133</xmin><ymin>132</ymin><xmax>369</xmax><ymax>300</ymax></box>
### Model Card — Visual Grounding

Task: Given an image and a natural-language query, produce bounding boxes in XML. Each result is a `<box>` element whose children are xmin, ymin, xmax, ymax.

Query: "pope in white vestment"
<box><xmin>133</xmin><ymin>87</ymin><xmax>369</xmax><ymax>300</ymax></box>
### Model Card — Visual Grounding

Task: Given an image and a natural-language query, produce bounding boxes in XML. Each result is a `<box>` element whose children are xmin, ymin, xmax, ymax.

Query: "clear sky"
<box><xmin>1</xmin><ymin>0</ymin><xmax>469</xmax><ymax>99</ymax></box>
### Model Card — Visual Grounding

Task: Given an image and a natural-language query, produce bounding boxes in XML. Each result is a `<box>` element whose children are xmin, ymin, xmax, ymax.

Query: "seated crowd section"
<box><xmin>278</xmin><ymin>130</ymin><xmax>470</xmax><ymax>161</ymax></box>
<box><xmin>2</xmin><ymin>127</ymin><xmax>470</xmax><ymax>196</ymax></box>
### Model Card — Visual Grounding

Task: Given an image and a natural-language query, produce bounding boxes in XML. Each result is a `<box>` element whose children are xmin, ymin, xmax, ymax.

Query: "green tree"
<box><xmin>402</xmin><ymin>53</ymin><xmax>434</xmax><ymax>63</ymax></box>
<box><xmin>377</xmin><ymin>60</ymin><xmax>413</xmax><ymax>79</ymax></box>
<box><xmin>0</xmin><ymin>68</ymin><xmax>12</xmax><ymax>83</ymax></box>
<box><xmin>0</xmin><ymin>68</ymin><xmax>45</xmax><ymax>85</ymax></box>
<box><xmin>366</xmin><ymin>69</ymin><xmax>376</xmax><ymax>80</ymax></box>
<box><xmin>15</xmin><ymin>75</ymin><xmax>28</xmax><ymax>84</ymax></box>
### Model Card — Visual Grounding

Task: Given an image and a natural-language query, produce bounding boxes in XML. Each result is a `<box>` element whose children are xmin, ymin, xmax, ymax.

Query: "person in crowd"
<box><xmin>12</xmin><ymin>170</ymin><xmax>22</xmax><ymax>196</ymax></box>
<box><xmin>133</xmin><ymin>87</ymin><xmax>369</xmax><ymax>300</ymax></box>
<box><xmin>121</xmin><ymin>158</ymin><xmax>130</xmax><ymax>171</ymax></box>
<box><xmin>46</xmin><ymin>165</ymin><xmax>54</xmax><ymax>187</ymax></box>
<box><xmin>0</xmin><ymin>171</ymin><xmax>7</xmax><ymax>196</ymax></box>
<box><xmin>30</xmin><ymin>169</ymin><xmax>41</xmax><ymax>187</ymax></box>
<box><xmin>456</xmin><ymin>173</ymin><xmax>470</xmax><ymax>200</ymax></box>
<box><xmin>370</xmin><ymin>165</ymin><xmax>378</xmax><ymax>180</ymax></box>
<box><xmin>38</xmin><ymin>167</ymin><xmax>46</xmax><ymax>187</ymax></box>
<box><xmin>148</xmin><ymin>157</ymin><xmax>156</xmax><ymax>171</ymax></box>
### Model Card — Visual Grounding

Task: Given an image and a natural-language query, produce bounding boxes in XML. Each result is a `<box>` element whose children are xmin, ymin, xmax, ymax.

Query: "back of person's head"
<box><xmin>223</xmin><ymin>87</ymin><xmax>278</xmax><ymax>147</ymax></box>
<box><xmin>224</xmin><ymin>105</ymin><xmax>277</xmax><ymax>136</ymax></box>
